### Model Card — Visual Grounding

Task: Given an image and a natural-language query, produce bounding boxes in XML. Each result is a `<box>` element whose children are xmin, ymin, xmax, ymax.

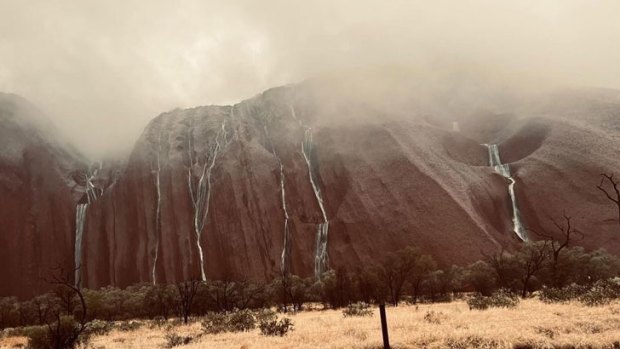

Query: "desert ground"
<box><xmin>3</xmin><ymin>299</ymin><xmax>620</xmax><ymax>349</ymax></box>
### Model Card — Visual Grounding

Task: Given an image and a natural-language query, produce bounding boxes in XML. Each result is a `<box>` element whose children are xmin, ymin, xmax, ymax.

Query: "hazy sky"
<box><xmin>1</xmin><ymin>1</ymin><xmax>619</xmax><ymax>158</ymax></box>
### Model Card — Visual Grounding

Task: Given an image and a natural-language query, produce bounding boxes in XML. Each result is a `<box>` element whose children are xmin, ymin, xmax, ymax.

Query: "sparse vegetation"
<box><xmin>467</xmin><ymin>289</ymin><xmax>520</xmax><ymax>310</ymax></box>
<box><xmin>342</xmin><ymin>302</ymin><xmax>373</xmax><ymax>317</ymax></box>
<box><xmin>258</xmin><ymin>317</ymin><xmax>293</xmax><ymax>337</ymax></box>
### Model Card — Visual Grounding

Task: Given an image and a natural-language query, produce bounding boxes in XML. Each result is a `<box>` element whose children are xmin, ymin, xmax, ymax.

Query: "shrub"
<box><xmin>228</xmin><ymin>309</ymin><xmax>256</xmax><ymax>332</ymax></box>
<box><xmin>26</xmin><ymin>316</ymin><xmax>88</xmax><ymax>349</ymax></box>
<box><xmin>539</xmin><ymin>284</ymin><xmax>588</xmax><ymax>304</ymax></box>
<box><xmin>149</xmin><ymin>316</ymin><xmax>167</xmax><ymax>329</ymax></box>
<box><xmin>467</xmin><ymin>289</ymin><xmax>519</xmax><ymax>310</ymax></box>
<box><xmin>579</xmin><ymin>280</ymin><xmax>620</xmax><ymax>306</ymax></box>
<box><xmin>201</xmin><ymin>312</ymin><xmax>229</xmax><ymax>334</ymax></box>
<box><xmin>259</xmin><ymin>317</ymin><xmax>294</xmax><ymax>337</ymax></box>
<box><xmin>254</xmin><ymin>308</ymin><xmax>277</xmax><ymax>323</ymax></box>
<box><xmin>342</xmin><ymin>302</ymin><xmax>373</xmax><ymax>317</ymax></box>
<box><xmin>117</xmin><ymin>320</ymin><xmax>143</xmax><ymax>332</ymax></box>
<box><xmin>84</xmin><ymin>319</ymin><xmax>114</xmax><ymax>337</ymax></box>
<box><xmin>164</xmin><ymin>332</ymin><xmax>193</xmax><ymax>348</ymax></box>
<box><xmin>423</xmin><ymin>310</ymin><xmax>444</xmax><ymax>324</ymax></box>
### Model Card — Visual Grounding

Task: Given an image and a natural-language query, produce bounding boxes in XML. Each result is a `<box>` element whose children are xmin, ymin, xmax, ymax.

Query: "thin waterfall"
<box><xmin>261</xmin><ymin>121</ymin><xmax>292</xmax><ymax>276</ymax></box>
<box><xmin>302</xmin><ymin>128</ymin><xmax>330</xmax><ymax>278</ymax></box>
<box><xmin>74</xmin><ymin>203</ymin><xmax>88</xmax><ymax>286</ymax></box>
<box><xmin>486</xmin><ymin>144</ymin><xmax>528</xmax><ymax>241</ymax></box>
<box><xmin>74</xmin><ymin>167</ymin><xmax>102</xmax><ymax>287</ymax></box>
<box><xmin>187</xmin><ymin>116</ymin><xmax>230</xmax><ymax>281</ymax></box>
<box><xmin>151</xmin><ymin>131</ymin><xmax>162</xmax><ymax>284</ymax></box>
<box><xmin>289</xmin><ymin>105</ymin><xmax>330</xmax><ymax>278</ymax></box>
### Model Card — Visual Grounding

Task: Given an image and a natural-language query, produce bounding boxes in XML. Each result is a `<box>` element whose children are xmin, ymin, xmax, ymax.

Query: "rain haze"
<box><xmin>1</xmin><ymin>0</ymin><xmax>619</xmax><ymax>158</ymax></box>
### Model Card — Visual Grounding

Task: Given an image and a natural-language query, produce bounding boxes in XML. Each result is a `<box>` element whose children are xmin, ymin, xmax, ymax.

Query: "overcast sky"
<box><xmin>1</xmin><ymin>1</ymin><xmax>619</xmax><ymax>158</ymax></box>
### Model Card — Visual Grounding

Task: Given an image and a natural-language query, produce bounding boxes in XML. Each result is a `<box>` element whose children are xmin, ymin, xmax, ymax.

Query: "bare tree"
<box><xmin>43</xmin><ymin>266</ymin><xmax>88</xmax><ymax>349</ymax></box>
<box><xmin>597</xmin><ymin>173</ymin><xmax>620</xmax><ymax>229</ymax></box>
<box><xmin>176</xmin><ymin>279</ymin><xmax>200</xmax><ymax>324</ymax></box>
<box><xmin>530</xmin><ymin>213</ymin><xmax>584</xmax><ymax>286</ymax></box>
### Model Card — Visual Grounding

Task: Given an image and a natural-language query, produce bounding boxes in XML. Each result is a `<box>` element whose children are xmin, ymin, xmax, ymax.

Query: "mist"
<box><xmin>1</xmin><ymin>0</ymin><xmax>619</xmax><ymax>159</ymax></box>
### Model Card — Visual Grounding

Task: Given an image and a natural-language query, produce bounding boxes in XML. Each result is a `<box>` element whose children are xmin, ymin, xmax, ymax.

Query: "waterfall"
<box><xmin>151</xmin><ymin>132</ymin><xmax>162</xmax><ymax>285</ymax></box>
<box><xmin>74</xmin><ymin>166</ymin><xmax>102</xmax><ymax>287</ymax></box>
<box><xmin>260</xmin><ymin>120</ymin><xmax>292</xmax><ymax>276</ymax></box>
<box><xmin>452</xmin><ymin>121</ymin><xmax>460</xmax><ymax>132</ymax></box>
<box><xmin>74</xmin><ymin>203</ymin><xmax>88</xmax><ymax>286</ymax></box>
<box><xmin>302</xmin><ymin>128</ymin><xmax>330</xmax><ymax>278</ymax></box>
<box><xmin>278</xmin><ymin>161</ymin><xmax>291</xmax><ymax>275</ymax></box>
<box><xmin>289</xmin><ymin>105</ymin><xmax>330</xmax><ymax>278</ymax></box>
<box><xmin>187</xmin><ymin>118</ymin><xmax>230</xmax><ymax>281</ymax></box>
<box><xmin>486</xmin><ymin>144</ymin><xmax>528</xmax><ymax>241</ymax></box>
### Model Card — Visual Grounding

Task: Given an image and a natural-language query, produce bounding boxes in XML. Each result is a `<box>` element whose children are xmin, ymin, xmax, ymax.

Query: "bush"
<box><xmin>26</xmin><ymin>316</ymin><xmax>87</xmax><ymax>349</ymax></box>
<box><xmin>84</xmin><ymin>319</ymin><xmax>113</xmax><ymax>337</ymax></box>
<box><xmin>117</xmin><ymin>320</ymin><xmax>143</xmax><ymax>332</ymax></box>
<box><xmin>254</xmin><ymin>308</ymin><xmax>277</xmax><ymax>323</ymax></box>
<box><xmin>342</xmin><ymin>302</ymin><xmax>373</xmax><ymax>317</ymax></box>
<box><xmin>423</xmin><ymin>310</ymin><xmax>444</xmax><ymax>324</ymax></box>
<box><xmin>539</xmin><ymin>284</ymin><xmax>588</xmax><ymax>304</ymax></box>
<box><xmin>164</xmin><ymin>332</ymin><xmax>193</xmax><ymax>348</ymax></box>
<box><xmin>228</xmin><ymin>309</ymin><xmax>256</xmax><ymax>332</ymax></box>
<box><xmin>201</xmin><ymin>312</ymin><xmax>229</xmax><ymax>334</ymax></box>
<box><xmin>579</xmin><ymin>280</ymin><xmax>620</xmax><ymax>306</ymax></box>
<box><xmin>467</xmin><ymin>289</ymin><xmax>519</xmax><ymax>310</ymax></box>
<box><xmin>259</xmin><ymin>317</ymin><xmax>294</xmax><ymax>337</ymax></box>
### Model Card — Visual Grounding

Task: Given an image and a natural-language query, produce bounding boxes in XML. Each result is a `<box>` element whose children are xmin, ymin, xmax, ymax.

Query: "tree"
<box><xmin>515</xmin><ymin>241</ymin><xmax>549</xmax><ymax>297</ymax></box>
<box><xmin>144</xmin><ymin>284</ymin><xmax>178</xmax><ymax>320</ymax></box>
<box><xmin>596</xmin><ymin>173</ymin><xmax>620</xmax><ymax>229</ymax></box>
<box><xmin>40</xmin><ymin>266</ymin><xmax>88</xmax><ymax>349</ymax></box>
<box><xmin>483</xmin><ymin>248</ymin><xmax>520</xmax><ymax>291</ymax></box>
<box><xmin>376</xmin><ymin>247</ymin><xmax>420</xmax><ymax>306</ymax></box>
<box><xmin>177</xmin><ymin>279</ymin><xmax>200</xmax><ymax>324</ymax></box>
<box><xmin>465</xmin><ymin>261</ymin><xmax>496</xmax><ymax>296</ymax></box>
<box><xmin>530</xmin><ymin>213</ymin><xmax>584</xmax><ymax>287</ymax></box>
<box><xmin>408</xmin><ymin>254</ymin><xmax>437</xmax><ymax>304</ymax></box>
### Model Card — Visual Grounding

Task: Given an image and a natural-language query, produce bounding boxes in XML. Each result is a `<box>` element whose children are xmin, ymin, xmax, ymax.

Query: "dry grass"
<box><xmin>3</xmin><ymin>299</ymin><xmax>620</xmax><ymax>348</ymax></box>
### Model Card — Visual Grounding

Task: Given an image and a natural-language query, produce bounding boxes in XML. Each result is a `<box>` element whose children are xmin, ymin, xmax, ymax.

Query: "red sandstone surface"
<box><xmin>1</xmin><ymin>84</ymin><xmax>619</xmax><ymax>298</ymax></box>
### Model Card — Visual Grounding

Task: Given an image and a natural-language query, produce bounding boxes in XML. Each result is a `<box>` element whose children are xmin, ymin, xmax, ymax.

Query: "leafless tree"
<box><xmin>176</xmin><ymin>279</ymin><xmax>200</xmax><ymax>324</ymax></box>
<box><xmin>597</xmin><ymin>173</ymin><xmax>620</xmax><ymax>229</ymax></box>
<box><xmin>43</xmin><ymin>266</ymin><xmax>88</xmax><ymax>349</ymax></box>
<box><xmin>530</xmin><ymin>213</ymin><xmax>584</xmax><ymax>286</ymax></box>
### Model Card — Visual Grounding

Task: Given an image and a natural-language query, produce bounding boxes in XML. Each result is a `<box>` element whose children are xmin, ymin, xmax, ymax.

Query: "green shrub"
<box><xmin>342</xmin><ymin>302</ymin><xmax>373</xmax><ymax>317</ymax></box>
<box><xmin>259</xmin><ymin>317</ymin><xmax>293</xmax><ymax>337</ymax></box>
<box><xmin>201</xmin><ymin>312</ymin><xmax>229</xmax><ymax>334</ymax></box>
<box><xmin>164</xmin><ymin>332</ymin><xmax>193</xmax><ymax>348</ymax></box>
<box><xmin>467</xmin><ymin>289</ymin><xmax>519</xmax><ymax>310</ymax></box>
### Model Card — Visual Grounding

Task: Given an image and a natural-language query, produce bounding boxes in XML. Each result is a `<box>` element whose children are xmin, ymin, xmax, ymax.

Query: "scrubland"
<box><xmin>3</xmin><ymin>299</ymin><xmax>619</xmax><ymax>349</ymax></box>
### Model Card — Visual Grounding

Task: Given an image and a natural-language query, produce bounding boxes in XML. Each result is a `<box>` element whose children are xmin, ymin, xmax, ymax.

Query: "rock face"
<box><xmin>0</xmin><ymin>93</ymin><xmax>84</xmax><ymax>298</ymax></box>
<box><xmin>2</xmin><ymin>82</ymin><xmax>620</xmax><ymax>298</ymax></box>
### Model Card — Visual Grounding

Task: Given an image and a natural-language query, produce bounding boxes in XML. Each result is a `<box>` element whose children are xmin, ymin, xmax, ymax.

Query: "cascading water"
<box><xmin>187</xmin><ymin>116</ymin><xmax>230</xmax><ymax>281</ymax></box>
<box><xmin>74</xmin><ymin>165</ymin><xmax>103</xmax><ymax>286</ymax></box>
<box><xmin>151</xmin><ymin>132</ymin><xmax>162</xmax><ymax>284</ymax></box>
<box><xmin>302</xmin><ymin>128</ymin><xmax>330</xmax><ymax>278</ymax></box>
<box><xmin>486</xmin><ymin>144</ymin><xmax>528</xmax><ymax>241</ymax></box>
<box><xmin>289</xmin><ymin>105</ymin><xmax>330</xmax><ymax>278</ymax></box>
<box><xmin>262</xmin><ymin>122</ymin><xmax>292</xmax><ymax>276</ymax></box>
